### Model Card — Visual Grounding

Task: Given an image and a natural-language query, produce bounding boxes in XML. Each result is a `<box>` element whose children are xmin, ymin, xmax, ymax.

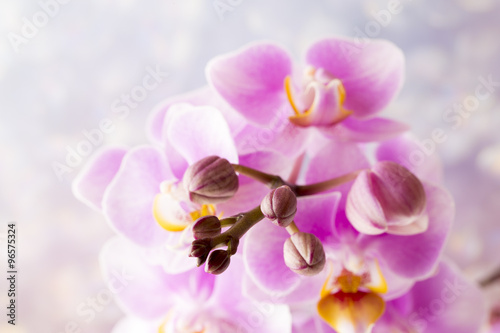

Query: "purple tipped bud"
<box><xmin>260</xmin><ymin>185</ymin><xmax>297</xmax><ymax>227</ymax></box>
<box><xmin>183</xmin><ymin>156</ymin><xmax>239</xmax><ymax>205</ymax></box>
<box><xmin>346</xmin><ymin>161</ymin><xmax>428</xmax><ymax>236</ymax></box>
<box><xmin>189</xmin><ymin>238</ymin><xmax>212</xmax><ymax>261</ymax></box>
<box><xmin>284</xmin><ymin>232</ymin><xmax>325</xmax><ymax>276</ymax></box>
<box><xmin>192</xmin><ymin>216</ymin><xmax>221</xmax><ymax>240</ymax></box>
<box><xmin>205</xmin><ymin>250</ymin><xmax>231</xmax><ymax>275</ymax></box>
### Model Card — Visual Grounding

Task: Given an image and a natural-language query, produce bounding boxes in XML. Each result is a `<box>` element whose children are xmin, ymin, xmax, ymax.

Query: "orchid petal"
<box><xmin>72</xmin><ymin>147</ymin><xmax>127</xmax><ymax>211</ymax></box>
<box><xmin>163</xmin><ymin>104</ymin><xmax>238</xmax><ymax>180</ymax></box>
<box><xmin>376</xmin><ymin>135</ymin><xmax>443</xmax><ymax>184</ymax></box>
<box><xmin>306</xmin><ymin>37</ymin><xmax>405</xmax><ymax>119</ymax></box>
<box><xmin>102</xmin><ymin>146</ymin><xmax>173</xmax><ymax>247</ymax></box>
<box><xmin>320</xmin><ymin>117</ymin><xmax>409</xmax><ymax>142</ymax></box>
<box><xmin>207</xmin><ymin>42</ymin><xmax>292</xmax><ymax>125</ymax></box>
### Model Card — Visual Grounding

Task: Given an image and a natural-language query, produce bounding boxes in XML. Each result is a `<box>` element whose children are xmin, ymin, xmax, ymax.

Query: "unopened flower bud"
<box><xmin>189</xmin><ymin>239</ymin><xmax>212</xmax><ymax>267</ymax></box>
<box><xmin>284</xmin><ymin>232</ymin><xmax>325</xmax><ymax>276</ymax></box>
<box><xmin>192</xmin><ymin>216</ymin><xmax>221</xmax><ymax>240</ymax></box>
<box><xmin>346</xmin><ymin>161</ymin><xmax>428</xmax><ymax>236</ymax></box>
<box><xmin>260</xmin><ymin>185</ymin><xmax>297</xmax><ymax>227</ymax></box>
<box><xmin>205</xmin><ymin>250</ymin><xmax>231</xmax><ymax>275</ymax></box>
<box><xmin>183</xmin><ymin>156</ymin><xmax>239</xmax><ymax>205</ymax></box>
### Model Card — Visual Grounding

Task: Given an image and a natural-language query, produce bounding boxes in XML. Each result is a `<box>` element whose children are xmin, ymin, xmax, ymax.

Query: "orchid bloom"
<box><xmin>240</xmin><ymin>137</ymin><xmax>454</xmax><ymax>332</ymax></box>
<box><xmin>101</xmin><ymin>237</ymin><xmax>292</xmax><ymax>333</ymax></box>
<box><xmin>292</xmin><ymin>261</ymin><xmax>486</xmax><ymax>333</ymax></box>
<box><xmin>206</xmin><ymin>37</ymin><xmax>409</xmax><ymax>144</ymax></box>
<box><xmin>73</xmin><ymin>103</ymin><xmax>293</xmax><ymax>272</ymax></box>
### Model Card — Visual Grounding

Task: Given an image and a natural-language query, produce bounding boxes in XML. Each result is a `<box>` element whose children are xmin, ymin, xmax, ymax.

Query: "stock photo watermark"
<box><xmin>7</xmin><ymin>0</ymin><xmax>73</xmax><ymax>53</ymax></box>
<box><xmin>51</xmin><ymin>65</ymin><xmax>169</xmax><ymax>182</ymax></box>
<box><xmin>342</xmin><ymin>0</ymin><xmax>413</xmax><ymax>58</ymax></box>
<box><xmin>4</xmin><ymin>222</ymin><xmax>18</xmax><ymax>326</ymax></box>
<box><xmin>399</xmin><ymin>74</ymin><xmax>499</xmax><ymax>168</ymax></box>
<box><xmin>57</xmin><ymin>267</ymin><xmax>134</xmax><ymax>333</ymax></box>
<box><xmin>408</xmin><ymin>276</ymin><xmax>469</xmax><ymax>330</ymax></box>
<box><xmin>213</xmin><ymin>0</ymin><xmax>244</xmax><ymax>21</ymax></box>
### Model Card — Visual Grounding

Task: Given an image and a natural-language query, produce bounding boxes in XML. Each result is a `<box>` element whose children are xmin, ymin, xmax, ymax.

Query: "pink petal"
<box><xmin>72</xmin><ymin>146</ymin><xmax>127</xmax><ymax>211</ymax></box>
<box><xmin>305</xmin><ymin>140</ymin><xmax>370</xmax><ymax>209</ymax></box>
<box><xmin>101</xmin><ymin>238</ymin><xmax>215</xmax><ymax>320</ymax></box>
<box><xmin>234</xmin><ymin>119</ymin><xmax>311</xmax><ymax>158</ymax></box>
<box><xmin>207</xmin><ymin>42</ymin><xmax>292</xmax><ymax>126</ymax></box>
<box><xmin>102</xmin><ymin>146</ymin><xmax>173</xmax><ymax>247</ymax></box>
<box><xmin>320</xmin><ymin>117</ymin><xmax>409</xmax><ymax>142</ymax></box>
<box><xmin>294</xmin><ymin>192</ymin><xmax>341</xmax><ymax>243</ymax></box>
<box><xmin>243</xmin><ymin>219</ymin><xmax>302</xmax><ymax>294</ymax></box>
<box><xmin>217</xmin><ymin>150</ymin><xmax>293</xmax><ymax>217</ymax></box>
<box><xmin>99</xmin><ymin>238</ymin><xmax>175</xmax><ymax>319</ymax></box>
<box><xmin>243</xmin><ymin>193</ymin><xmax>339</xmax><ymax>295</ymax></box>
<box><xmin>376</xmin><ymin>135</ymin><xmax>444</xmax><ymax>184</ymax></box>
<box><xmin>379</xmin><ymin>260</ymin><xmax>486</xmax><ymax>333</ymax></box>
<box><xmin>360</xmin><ymin>184</ymin><xmax>454</xmax><ymax>279</ymax></box>
<box><xmin>306</xmin><ymin>37</ymin><xmax>405</xmax><ymax>118</ymax></box>
<box><xmin>408</xmin><ymin>260</ymin><xmax>486</xmax><ymax>333</ymax></box>
<box><xmin>147</xmin><ymin>86</ymin><xmax>247</xmax><ymax>144</ymax></box>
<box><xmin>162</xmin><ymin>104</ymin><xmax>238</xmax><ymax>179</ymax></box>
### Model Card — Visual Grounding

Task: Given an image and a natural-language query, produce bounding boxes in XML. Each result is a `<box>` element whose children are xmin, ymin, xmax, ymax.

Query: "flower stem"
<box><xmin>480</xmin><ymin>267</ymin><xmax>500</xmax><ymax>287</ymax></box>
<box><xmin>210</xmin><ymin>206</ymin><xmax>264</xmax><ymax>250</ymax></box>
<box><xmin>232</xmin><ymin>164</ymin><xmax>288</xmax><ymax>189</ymax></box>
<box><xmin>294</xmin><ymin>170</ymin><xmax>362</xmax><ymax>196</ymax></box>
<box><xmin>232</xmin><ymin>163</ymin><xmax>363</xmax><ymax>196</ymax></box>
<box><xmin>286</xmin><ymin>221</ymin><xmax>300</xmax><ymax>236</ymax></box>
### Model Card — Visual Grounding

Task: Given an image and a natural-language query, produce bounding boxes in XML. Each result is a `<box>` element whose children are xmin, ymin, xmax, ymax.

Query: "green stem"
<box><xmin>210</xmin><ymin>206</ymin><xmax>264</xmax><ymax>249</ymax></box>
<box><xmin>294</xmin><ymin>170</ymin><xmax>362</xmax><ymax>196</ymax></box>
<box><xmin>232</xmin><ymin>164</ymin><xmax>287</xmax><ymax>189</ymax></box>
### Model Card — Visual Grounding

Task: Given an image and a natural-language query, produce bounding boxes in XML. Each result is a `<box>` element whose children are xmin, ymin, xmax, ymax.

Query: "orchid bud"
<box><xmin>260</xmin><ymin>185</ymin><xmax>297</xmax><ymax>227</ymax></box>
<box><xmin>192</xmin><ymin>216</ymin><xmax>221</xmax><ymax>240</ymax></box>
<box><xmin>284</xmin><ymin>232</ymin><xmax>325</xmax><ymax>276</ymax></box>
<box><xmin>183</xmin><ymin>156</ymin><xmax>239</xmax><ymax>205</ymax></box>
<box><xmin>205</xmin><ymin>250</ymin><xmax>231</xmax><ymax>275</ymax></box>
<box><xmin>346</xmin><ymin>161</ymin><xmax>428</xmax><ymax>236</ymax></box>
<box><xmin>189</xmin><ymin>238</ymin><xmax>212</xmax><ymax>266</ymax></box>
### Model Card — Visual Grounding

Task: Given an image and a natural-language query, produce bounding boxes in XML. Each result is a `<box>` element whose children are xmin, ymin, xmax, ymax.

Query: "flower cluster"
<box><xmin>74</xmin><ymin>37</ymin><xmax>488</xmax><ymax>332</ymax></box>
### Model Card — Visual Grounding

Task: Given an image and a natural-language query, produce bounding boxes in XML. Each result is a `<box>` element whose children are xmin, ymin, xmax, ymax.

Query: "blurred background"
<box><xmin>0</xmin><ymin>0</ymin><xmax>499</xmax><ymax>332</ymax></box>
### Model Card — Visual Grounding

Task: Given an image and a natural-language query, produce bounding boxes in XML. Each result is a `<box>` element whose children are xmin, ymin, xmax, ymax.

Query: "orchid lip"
<box><xmin>284</xmin><ymin>69</ymin><xmax>353</xmax><ymax>127</ymax></box>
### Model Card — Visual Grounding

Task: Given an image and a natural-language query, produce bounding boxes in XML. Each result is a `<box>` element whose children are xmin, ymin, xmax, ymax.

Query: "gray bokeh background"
<box><xmin>1</xmin><ymin>0</ymin><xmax>499</xmax><ymax>332</ymax></box>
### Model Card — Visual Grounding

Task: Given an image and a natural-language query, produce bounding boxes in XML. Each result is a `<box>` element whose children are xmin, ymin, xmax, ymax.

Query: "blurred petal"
<box><xmin>147</xmin><ymin>86</ymin><xmax>247</xmax><ymax>144</ymax></box>
<box><xmin>207</xmin><ymin>42</ymin><xmax>292</xmax><ymax>125</ymax></box>
<box><xmin>72</xmin><ymin>146</ymin><xmax>127</xmax><ymax>211</ymax></box>
<box><xmin>102</xmin><ymin>146</ymin><xmax>172</xmax><ymax>247</ymax></box>
<box><xmin>294</xmin><ymin>192</ymin><xmax>341</xmax><ymax>243</ymax></box>
<box><xmin>163</xmin><ymin>104</ymin><xmax>238</xmax><ymax>179</ymax></box>
<box><xmin>111</xmin><ymin>317</ymin><xmax>157</xmax><ymax>333</ymax></box>
<box><xmin>305</xmin><ymin>140</ymin><xmax>370</xmax><ymax>209</ymax></box>
<box><xmin>243</xmin><ymin>218</ymin><xmax>302</xmax><ymax>294</ymax></box>
<box><xmin>306</xmin><ymin>37</ymin><xmax>405</xmax><ymax>118</ymax></box>
<box><xmin>376</xmin><ymin>135</ymin><xmax>443</xmax><ymax>184</ymax></box>
<box><xmin>379</xmin><ymin>260</ymin><xmax>486</xmax><ymax>333</ymax></box>
<box><xmin>320</xmin><ymin>117</ymin><xmax>409</xmax><ymax>142</ymax></box>
<box><xmin>99</xmin><ymin>238</ymin><xmax>174</xmax><ymax>319</ymax></box>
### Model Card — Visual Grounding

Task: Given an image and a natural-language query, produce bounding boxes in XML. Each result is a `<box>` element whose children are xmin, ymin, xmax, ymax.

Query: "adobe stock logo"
<box><xmin>52</xmin><ymin>65</ymin><xmax>169</xmax><ymax>182</ymax></box>
<box><xmin>7</xmin><ymin>0</ymin><xmax>73</xmax><ymax>53</ymax></box>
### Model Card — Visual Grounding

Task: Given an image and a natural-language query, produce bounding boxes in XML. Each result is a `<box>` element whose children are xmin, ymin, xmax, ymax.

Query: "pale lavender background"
<box><xmin>0</xmin><ymin>0</ymin><xmax>499</xmax><ymax>332</ymax></box>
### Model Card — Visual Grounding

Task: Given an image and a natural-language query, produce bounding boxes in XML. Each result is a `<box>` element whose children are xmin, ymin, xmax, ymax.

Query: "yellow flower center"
<box><xmin>284</xmin><ymin>67</ymin><xmax>352</xmax><ymax>127</ymax></box>
<box><xmin>152</xmin><ymin>181</ymin><xmax>217</xmax><ymax>232</ymax></box>
<box><xmin>317</xmin><ymin>261</ymin><xmax>388</xmax><ymax>333</ymax></box>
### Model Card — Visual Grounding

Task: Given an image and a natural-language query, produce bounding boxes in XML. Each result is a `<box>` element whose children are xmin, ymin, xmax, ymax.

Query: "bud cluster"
<box><xmin>184</xmin><ymin>155</ymin><xmax>426</xmax><ymax>278</ymax></box>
